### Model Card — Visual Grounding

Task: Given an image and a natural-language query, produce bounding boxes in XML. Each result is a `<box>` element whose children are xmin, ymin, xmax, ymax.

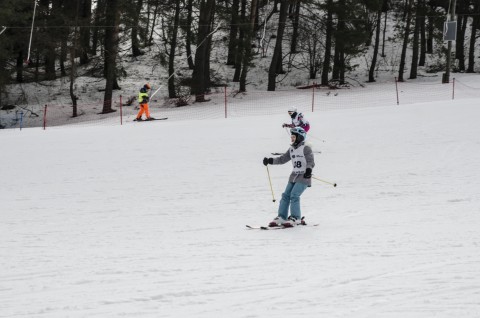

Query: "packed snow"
<box><xmin>1</xmin><ymin>79</ymin><xmax>480</xmax><ymax>317</ymax></box>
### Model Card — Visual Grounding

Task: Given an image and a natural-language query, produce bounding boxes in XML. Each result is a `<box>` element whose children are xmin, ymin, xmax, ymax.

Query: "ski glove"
<box><xmin>304</xmin><ymin>168</ymin><xmax>312</xmax><ymax>179</ymax></box>
<box><xmin>282</xmin><ymin>123</ymin><xmax>293</xmax><ymax>128</ymax></box>
<box><xmin>263</xmin><ymin>157</ymin><xmax>274</xmax><ymax>166</ymax></box>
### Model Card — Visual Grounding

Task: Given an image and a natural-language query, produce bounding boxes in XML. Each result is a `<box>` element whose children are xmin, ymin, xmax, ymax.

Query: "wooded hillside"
<box><xmin>0</xmin><ymin>0</ymin><xmax>479</xmax><ymax>109</ymax></box>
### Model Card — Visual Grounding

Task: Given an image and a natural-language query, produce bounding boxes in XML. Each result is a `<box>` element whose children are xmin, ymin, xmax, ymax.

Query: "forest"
<box><xmin>0</xmin><ymin>0</ymin><xmax>479</xmax><ymax>112</ymax></box>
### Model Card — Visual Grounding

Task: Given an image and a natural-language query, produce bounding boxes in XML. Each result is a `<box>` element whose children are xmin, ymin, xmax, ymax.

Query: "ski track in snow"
<box><xmin>1</xmin><ymin>97</ymin><xmax>480</xmax><ymax>317</ymax></box>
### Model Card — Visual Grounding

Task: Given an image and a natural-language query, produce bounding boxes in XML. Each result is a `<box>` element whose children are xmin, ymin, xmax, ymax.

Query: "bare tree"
<box><xmin>290</xmin><ymin>0</ymin><xmax>301</xmax><ymax>53</ymax></box>
<box><xmin>79</xmin><ymin>0</ymin><xmax>92</xmax><ymax>64</ymax></box>
<box><xmin>70</xmin><ymin>0</ymin><xmax>81</xmax><ymax>117</ymax></box>
<box><xmin>91</xmin><ymin>0</ymin><xmax>106</xmax><ymax>55</ymax></box>
<box><xmin>267</xmin><ymin>0</ymin><xmax>288</xmax><ymax>91</ymax></box>
<box><xmin>131</xmin><ymin>0</ymin><xmax>144</xmax><ymax>57</ymax></box>
<box><xmin>369</xmin><ymin>0</ymin><xmax>385</xmax><ymax>82</ymax></box>
<box><xmin>295</xmin><ymin>7</ymin><xmax>324</xmax><ymax>80</ymax></box>
<box><xmin>102</xmin><ymin>0</ymin><xmax>121</xmax><ymax>113</ymax></box>
<box><xmin>233</xmin><ymin>0</ymin><xmax>246</xmax><ymax>82</ymax></box>
<box><xmin>167</xmin><ymin>0</ymin><xmax>181</xmax><ymax>98</ymax></box>
<box><xmin>410</xmin><ymin>0</ymin><xmax>420</xmax><ymax>79</ymax></box>
<box><xmin>240</xmin><ymin>0</ymin><xmax>258</xmax><ymax>92</ymax></box>
<box><xmin>191</xmin><ymin>0</ymin><xmax>216</xmax><ymax>102</ymax></box>
<box><xmin>467</xmin><ymin>0</ymin><xmax>479</xmax><ymax>72</ymax></box>
<box><xmin>418</xmin><ymin>0</ymin><xmax>426</xmax><ymax>66</ymax></box>
<box><xmin>455</xmin><ymin>2</ymin><xmax>469</xmax><ymax>72</ymax></box>
<box><xmin>398</xmin><ymin>0</ymin><xmax>413</xmax><ymax>82</ymax></box>
<box><xmin>321</xmin><ymin>0</ymin><xmax>333</xmax><ymax>86</ymax></box>
<box><xmin>185</xmin><ymin>0</ymin><xmax>195</xmax><ymax>69</ymax></box>
<box><xmin>226</xmin><ymin>0</ymin><xmax>240</xmax><ymax>65</ymax></box>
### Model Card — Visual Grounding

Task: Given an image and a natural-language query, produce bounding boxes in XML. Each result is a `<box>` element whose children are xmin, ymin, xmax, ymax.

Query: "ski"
<box><xmin>246</xmin><ymin>225</ymin><xmax>283</xmax><ymax>230</ymax></box>
<box><xmin>246</xmin><ymin>224</ymin><xmax>319</xmax><ymax>230</ymax></box>
<box><xmin>134</xmin><ymin>117</ymin><xmax>168</xmax><ymax>122</ymax></box>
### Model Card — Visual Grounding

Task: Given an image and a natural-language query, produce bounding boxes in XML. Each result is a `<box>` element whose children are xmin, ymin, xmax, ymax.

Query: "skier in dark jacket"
<box><xmin>263</xmin><ymin>127</ymin><xmax>315</xmax><ymax>227</ymax></box>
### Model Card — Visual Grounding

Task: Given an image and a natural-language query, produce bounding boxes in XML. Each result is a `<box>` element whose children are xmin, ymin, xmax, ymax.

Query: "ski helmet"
<box><xmin>288</xmin><ymin>106</ymin><xmax>297</xmax><ymax>113</ymax></box>
<box><xmin>290</xmin><ymin>127</ymin><xmax>306</xmax><ymax>144</ymax></box>
<box><xmin>144</xmin><ymin>83</ymin><xmax>151</xmax><ymax>90</ymax></box>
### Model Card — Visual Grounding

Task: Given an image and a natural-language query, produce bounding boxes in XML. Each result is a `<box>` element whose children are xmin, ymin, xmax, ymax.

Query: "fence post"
<box><xmin>452</xmin><ymin>78</ymin><xmax>455</xmax><ymax>100</ymax></box>
<box><xmin>120</xmin><ymin>95</ymin><xmax>123</xmax><ymax>125</ymax></box>
<box><xmin>43</xmin><ymin>105</ymin><xmax>47</xmax><ymax>130</ymax></box>
<box><xmin>224</xmin><ymin>85</ymin><xmax>227</xmax><ymax>119</ymax></box>
<box><xmin>394</xmin><ymin>77</ymin><xmax>399</xmax><ymax>105</ymax></box>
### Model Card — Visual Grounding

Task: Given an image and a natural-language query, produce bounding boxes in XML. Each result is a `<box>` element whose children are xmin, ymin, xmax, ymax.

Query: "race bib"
<box><xmin>290</xmin><ymin>145</ymin><xmax>306</xmax><ymax>174</ymax></box>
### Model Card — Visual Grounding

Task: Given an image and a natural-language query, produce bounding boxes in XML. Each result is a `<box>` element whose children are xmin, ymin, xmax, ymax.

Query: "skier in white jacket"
<box><xmin>282</xmin><ymin>106</ymin><xmax>310</xmax><ymax>132</ymax></box>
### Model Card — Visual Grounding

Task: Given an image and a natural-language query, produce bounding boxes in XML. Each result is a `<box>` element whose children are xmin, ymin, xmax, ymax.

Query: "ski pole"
<box><xmin>308</xmin><ymin>134</ymin><xmax>326</xmax><ymax>143</ymax></box>
<box><xmin>312</xmin><ymin>176</ymin><xmax>337</xmax><ymax>187</ymax></box>
<box><xmin>266</xmin><ymin>166</ymin><xmax>276</xmax><ymax>202</ymax></box>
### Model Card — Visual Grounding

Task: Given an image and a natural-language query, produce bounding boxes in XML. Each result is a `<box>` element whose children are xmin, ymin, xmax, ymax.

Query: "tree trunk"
<box><xmin>409</xmin><ymin>0</ymin><xmax>420</xmax><ymax>79</ymax></box>
<box><xmin>321</xmin><ymin>0</ymin><xmax>333</xmax><ymax>86</ymax></box>
<box><xmin>226</xmin><ymin>0</ymin><xmax>240</xmax><ymax>65</ymax></box>
<box><xmin>16</xmin><ymin>51</ymin><xmax>24</xmax><ymax>83</ymax></box>
<box><xmin>267</xmin><ymin>0</ymin><xmax>288</xmax><ymax>91</ymax></box>
<box><xmin>143</xmin><ymin>0</ymin><xmax>150</xmax><ymax>44</ymax></box>
<box><xmin>34</xmin><ymin>51</ymin><xmax>40</xmax><ymax>82</ymax></box>
<box><xmin>102</xmin><ymin>0</ymin><xmax>120</xmax><ymax>113</ymax></box>
<box><xmin>426</xmin><ymin>13</ymin><xmax>433</xmax><ymax>54</ymax></box>
<box><xmin>233</xmin><ymin>0</ymin><xmax>246</xmax><ymax>82</ymax></box>
<box><xmin>79</xmin><ymin>0</ymin><xmax>92</xmax><ymax>64</ymax></box>
<box><xmin>369</xmin><ymin>4</ymin><xmax>383</xmax><ymax>82</ymax></box>
<box><xmin>398</xmin><ymin>0</ymin><xmax>413</xmax><ymax>82</ymax></box>
<box><xmin>91</xmin><ymin>0</ymin><xmax>106</xmax><ymax>55</ymax></box>
<box><xmin>290</xmin><ymin>0</ymin><xmax>301</xmax><ymax>53</ymax></box>
<box><xmin>168</xmin><ymin>0</ymin><xmax>181</xmax><ymax>98</ymax></box>
<box><xmin>70</xmin><ymin>0</ymin><xmax>80</xmax><ymax>117</ymax></box>
<box><xmin>381</xmin><ymin>9</ymin><xmax>387</xmax><ymax>57</ymax></box>
<box><xmin>40</xmin><ymin>0</ymin><xmax>57</xmax><ymax>81</ymax></box>
<box><xmin>147</xmin><ymin>1</ymin><xmax>160</xmax><ymax>46</ymax></box>
<box><xmin>185</xmin><ymin>0</ymin><xmax>195</xmax><ymax>69</ymax></box>
<box><xmin>455</xmin><ymin>13</ymin><xmax>468</xmax><ymax>72</ymax></box>
<box><xmin>204</xmin><ymin>9</ymin><xmax>215</xmax><ymax>92</ymax></box>
<box><xmin>332</xmin><ymin>0</ymin><xmax>345</xmax><ymax>83</ymax></box>
<box><xmin>332</xmin><ymin>40</ymin><xmax>340</xmax><ymax>81</ymax></box>
<box><xmin>240</xmin><ymin>0</ymin><xmax>258</xmax><ymax>92</ymax></box>
<box><xmin>60</xmin><ymin>33</ymin><xmax>67</xmax><ymax>77</ymax></box>
<box><xmin>70</xmin><ymin>46</ymin><xmax>78</xmax><ymax>117</ymax></box>
<box><xmin>274</xmin><ymin>0</ymin><xmax>287</xmax><ymax>75</ymax></box>
<box><xmin>418</xmin><ymin>0</ymin><xmax>426</xmax><ymax>66</ymax></box>
<box><xmin>131</xmin><ymin>0</ymin><xmax>144</xmax><ymax>57</ymax></box>
<box><xmin>467</xmin><ymin>0</ymin><xmax>479</xmax><ymax>73</ymax></box>
<box><xmin>191</xmin><ymin>0</ymin><xmax>216</xmax><ymax>102</ymax></box>
<box><xmin>339</xmin><ymin>51</ymin><xmax>345</xmax><ymax>83</ymax></box>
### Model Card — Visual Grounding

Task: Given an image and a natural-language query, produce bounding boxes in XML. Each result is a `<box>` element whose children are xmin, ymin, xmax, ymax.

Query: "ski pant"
<box><xmin>136</xmin><ymin>103</ymin><xmax>151</xmax><ymax>119</ymax></box>
<box><xmin>277</xmin><ymin>182</ymin><xmax>308</xmax><ymax>220</ymax></box>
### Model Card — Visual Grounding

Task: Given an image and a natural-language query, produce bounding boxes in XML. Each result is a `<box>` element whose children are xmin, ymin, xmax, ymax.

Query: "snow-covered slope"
<box><xmin>1</xmin><ymin>93</ymin><xmax>480</xmax><ymax>317</ymax></box>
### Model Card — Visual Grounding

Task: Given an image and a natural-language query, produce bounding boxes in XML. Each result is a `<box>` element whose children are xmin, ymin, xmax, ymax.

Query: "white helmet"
<box><xmin>288</xmin><ymin>106</ymin><xmax>297</xmax><ymax>113</ymax></box>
